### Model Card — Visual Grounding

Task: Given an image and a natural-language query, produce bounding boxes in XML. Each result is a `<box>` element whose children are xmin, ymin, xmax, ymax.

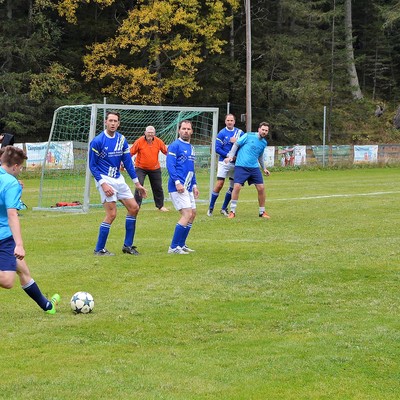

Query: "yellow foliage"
<box><xmin>57</xmin><ymin>0</ymin><xmax>235</xmax><ymax>102</ymax></box>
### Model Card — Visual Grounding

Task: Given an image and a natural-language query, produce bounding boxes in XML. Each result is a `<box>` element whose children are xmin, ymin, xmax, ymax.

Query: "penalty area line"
<box><xmin>271</xmin><ymin>191</ymin><xmax>400</xmax><ymax>202</ymax></box>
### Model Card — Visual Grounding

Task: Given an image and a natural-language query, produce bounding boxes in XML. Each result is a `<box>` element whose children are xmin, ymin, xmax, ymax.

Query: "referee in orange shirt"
<box><xmin>130</xmin><ymin>126</ymin><xmax>169</xmax><ymax>211</ymax></box>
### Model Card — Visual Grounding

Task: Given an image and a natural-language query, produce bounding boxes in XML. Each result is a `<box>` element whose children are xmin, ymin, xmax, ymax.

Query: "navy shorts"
<box><xmin>0</xmin><ymin>236</ymin><xmax>17</xmax><ymax>272</ymax></box>
<box><xmin>234</xmin><ymin>166</ymin><xmax>264</xmax><ymax>186</ymax></box>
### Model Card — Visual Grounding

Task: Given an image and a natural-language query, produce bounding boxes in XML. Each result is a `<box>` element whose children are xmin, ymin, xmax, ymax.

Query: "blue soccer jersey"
<box><xmin>89</xmin><ymin>131</ymin><xmax>137</xmax><ymax>183</ymax></box>
<box><xmin>235</xmin><ymin>133</ymin><xmax>268</xmax><ymax>168</ymax></box>
<box><xmin>0</xmin><ymin>167</ymin><xmax>23</xmax><ymax>240</ymax></box>
<box><xmin>166</xmin><ymin>138</ymin><xmax>197</xmax><ymax>193</ymax></box>
<box><xmin>215</xmin><ymin>127</ymin><xmax>243</xmax><ymax>161</ymax></box>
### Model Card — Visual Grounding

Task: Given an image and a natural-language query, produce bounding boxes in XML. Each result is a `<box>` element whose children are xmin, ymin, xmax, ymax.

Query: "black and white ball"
<box><xmin>70</xmin><ymin>291</ymin><xmax>94</xmax><ymax>314</ymax></box>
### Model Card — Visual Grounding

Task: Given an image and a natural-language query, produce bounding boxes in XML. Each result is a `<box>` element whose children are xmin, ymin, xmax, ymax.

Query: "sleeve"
<box><xmin>159</xmin><ymin>139</ymin><xmax>168</xmax><ymax>155</ymax></box>
<box><xmin>5</xmin><ymin>181</ymin><xmax>23</xmax><ymax>209</ymax></box>
<box><xmin>121</xmin><ymin>139</ymin><xmax>138</xmax><ymax>182</ymax></box>
<box><xmin>88</xmin><ymin>138</ymin><xmax>103</xmax><ymax>182</ymax></box>
<box><xmin>166</xmin><ymin>142</ymin><xmax>180</xmax><ymax>184</ymax></box>
<box><xmin>130</xmin><ymin>139</ymin><xmax>139</xmax><ymax>156</ymax></box>
<box><xmin>215</xmin><ymin>132</ymin><xmax>227</xmax><ymax>158</ymax></box>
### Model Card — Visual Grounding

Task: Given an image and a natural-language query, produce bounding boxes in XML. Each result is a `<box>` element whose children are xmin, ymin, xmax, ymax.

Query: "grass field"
<box><xmin>1</xmin><ymin>167</ymin><xmax>399</xmax><ymax>399</ymax></box>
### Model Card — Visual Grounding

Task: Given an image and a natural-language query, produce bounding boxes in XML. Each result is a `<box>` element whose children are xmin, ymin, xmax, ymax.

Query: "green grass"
<box><xmin>1</xmin><ymin>167</ymin><xmax>399</xmax><ymax>399</ymax></box>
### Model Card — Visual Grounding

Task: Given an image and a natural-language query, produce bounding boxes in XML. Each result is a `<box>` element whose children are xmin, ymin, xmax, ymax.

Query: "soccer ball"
<box><xmin>70</xmin><ymin>291</ymin><xmax>94</xmax><ymax>314</ymax></box>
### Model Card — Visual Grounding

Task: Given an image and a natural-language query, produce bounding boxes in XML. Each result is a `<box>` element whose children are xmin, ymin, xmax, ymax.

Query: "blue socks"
<box><xmin>22</xmin><ymin>279</ymin><xmax>52</xmax><ymax>311</ymax></box>
<box><xmin>124</xmin><ymin>215</ymin><xmax>136</xmax><ymax>247</ymax></box>
<box><xmin>171</xmin><ymin>223</ymin><xmax>187</xmax><ymax>249</ymax></box>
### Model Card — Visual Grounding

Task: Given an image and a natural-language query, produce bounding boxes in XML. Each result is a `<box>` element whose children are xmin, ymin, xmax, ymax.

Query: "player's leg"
<box><xmin>134</xmin><ymin>168</ymin><xmax>146</xmax><ymax>207</ymax></box>
<box><xmin>94</xmin><ymin>201</ymin><xmax>117</xmax><ymax>255</ymax></box>
<box><xmin>181</xmin><ymin>192</ymin><xmax>196</xmax><ymax>252</ymax></box>
<box><xmin>120</xmin><ymin>196</ymin><xmax>140</xmax><ymax>255</ymax></box>
<box><xmin>221</xmin><ymin>164</ymin><xmax>235</xmax><ymax>214</ymax></box>
<box><xmin>208</xmin><ymin>179</ymin><xmax>224</xmax><ymax>216</ymax></box>
<box><xmin>148</xmin><ymin>169</ymin><xmax>166</xmax><ymax>210</ymax></box>
<box><xmin>17</xmin><ymin>259</ymin><xmax>60</xmax><ymax>313</ymax></box>
<box><xmin>0</xmin><ymin>237</ymin><xmax>18</xmax><ymax>288</ymax></box>
<box><xmin>229</xmin><ymin>166</ymin><xmax>247</xmax><ymax>218</ymax></box>
<box><xmin>208</xmin><ymin>161</ymin><xmax>228</xmax><ymax>216</ymax></box>
<box><xmin>168</xmin><ymin>191</ymin><xmax>191</xmax><ymax>254</ymax></box>
<box><xmin>255</xmin><ymin>183</ymin><xmax>270</xmax><ymax>218</ymax></box>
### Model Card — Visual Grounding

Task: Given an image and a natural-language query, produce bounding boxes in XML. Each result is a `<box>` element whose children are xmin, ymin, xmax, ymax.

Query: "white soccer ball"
<box><xmin>70</xmin><ymin>291</ymin><xmax>94</xmax><ymax>314</ymax></box>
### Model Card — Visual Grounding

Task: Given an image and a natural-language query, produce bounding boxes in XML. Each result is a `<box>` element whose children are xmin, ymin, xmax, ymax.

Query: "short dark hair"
<box><xmin>178</xmin><ymin>120</ymin><xmax>192</xmax><ymax>129</ymax></box>
<box><xmin>0</xmin><ymin>145</ymin><xmax>27</xmax><ymax>166</ymax></box>
<box><xmin>259</xmin><ymin>121</ymin><xmax>269</xmax><ymax>128</ymax></box>
<box><xmin>106</xmin><ymin>111</ymin><xmax>120</xmax><ymax>121</ymax></box>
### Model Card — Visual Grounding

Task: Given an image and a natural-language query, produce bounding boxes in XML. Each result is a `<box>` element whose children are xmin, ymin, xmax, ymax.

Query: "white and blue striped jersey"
<box><xmin>215</xmin><ymin>127</ymin><xmax>243</xmax><ymax>161</ymax></box>
<box><xmin>89</xmin><ymin>131</ymin><xmax>137</xmax><ymax>183</ymax></box>
<box><xmin>166</xmin><ymin>138</ymin><xmax>197</xmax><ymax>193</ymax></box>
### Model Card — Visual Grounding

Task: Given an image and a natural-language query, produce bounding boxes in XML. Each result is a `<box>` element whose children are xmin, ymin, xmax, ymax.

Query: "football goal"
<box><xmin>34</xmin><ymin>104</ymin><xmax>219</xmax><ymax>212</ymax></box>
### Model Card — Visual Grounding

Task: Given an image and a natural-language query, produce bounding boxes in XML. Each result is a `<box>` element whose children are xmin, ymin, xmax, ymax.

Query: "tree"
<box><xmin>0</xmin><ymin>0</ymin><xmax>74</xmax><ymax>138</ymax></box>
<box><xmin>344</xmin><ymin>0</ymin><xmax>363</xmax><ymax>99</ymax></box>
<box><xmin>56</xmin><ymin>0</ymin><xmax>239</xmax><ymax>104</ymax></box>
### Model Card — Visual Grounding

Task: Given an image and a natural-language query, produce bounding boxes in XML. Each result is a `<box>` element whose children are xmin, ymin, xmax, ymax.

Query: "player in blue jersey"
<box><xmin>207</xmin><ymin>114</ymin><xmax>243</xmax><ymax>217</ymax></box>
<box><xmin>0</xmin><ymin>146</ymin><xmax>60</xmax><ymax>313</ymax></box>
<box><xmin>89</xmin><ymin>111</ymin><xmax>147</xmax><ymax>256</ymax></box>
<box><xmin>166</xmin><ymin>120</ymin><xmax>199</xmax><ymax>254</ymax></box>
<box><xmin>225</xmin><ymin>121</ymin><xmax>271</xmax><ymax>219</ymax></box>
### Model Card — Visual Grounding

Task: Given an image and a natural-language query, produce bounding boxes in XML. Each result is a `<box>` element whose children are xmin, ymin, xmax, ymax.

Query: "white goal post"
<box><xmin>34</xmin><ymin>104</ymin><xmax>219</xmax><ymax>212</ymax></box>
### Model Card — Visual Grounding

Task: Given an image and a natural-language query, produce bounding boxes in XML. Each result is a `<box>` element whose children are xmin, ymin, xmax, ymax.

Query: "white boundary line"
<box><xmin>271</xmin><ymin>191</ymin><xmax>400</xmax><ymax>202</ymax></box>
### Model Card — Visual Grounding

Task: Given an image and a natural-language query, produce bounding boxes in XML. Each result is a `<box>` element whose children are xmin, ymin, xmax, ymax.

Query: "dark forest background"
<box><xmin>1</xmin><ymin>0</ymin><xmax>400</xmax><ymax>145</ymax></box>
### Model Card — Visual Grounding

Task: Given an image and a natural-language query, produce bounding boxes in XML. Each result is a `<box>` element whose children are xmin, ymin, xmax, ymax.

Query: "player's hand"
<box><xmin>14</xmin><ymin>245</ymin><xmax>25</xmax><ymax>260</ymax></box>
<box><xmin>176</xmin><ymin>183</ymin><xmax>185</xmax><ymax>193</ymax></box>
<box><xmin>193</xmin><ymin>187</ymin><xmax>200</xmax><ymax>199</ymax></box>
<box><xmin>101</xmin><ymin>183</ymin><xmax>114</xmax><ymax>197</ymax></box>
<box><xmin>138</xmin><ymin>185</ymin><xmax>147</xmax><ymax>198</ymax></box>
<box><xmin>264</xmin><ymin>169</ymin><xmax>271</xmax><ymax>176</ymax></box>
<box><xmin>224</xmin><ymin>157</ymin><xmax>231</xmax><ymax>164</ymax></box>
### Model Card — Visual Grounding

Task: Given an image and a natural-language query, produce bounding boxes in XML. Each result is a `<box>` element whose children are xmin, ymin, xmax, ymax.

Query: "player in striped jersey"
<box><xmin>166</xmin><ymin>120</ymin><xmax>199</xmax><ymax>254</ymax></box>
<box><xmin>89</xmin><ymin>111</ymin><xmax>147</xmax><ymax>256</ymax></box>
<box><xmin>207</xmin><ymin>114</ymin><xmax>243</xmax><ymax>217</ymax></box>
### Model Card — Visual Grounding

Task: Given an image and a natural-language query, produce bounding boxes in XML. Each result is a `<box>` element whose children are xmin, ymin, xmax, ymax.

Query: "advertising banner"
<box><xmin>354</xmin><ymin>145</ymin><xmax>378</xmax><ymax>163</ymax></box>
<box><xmin>25</xmin><ymin>141</ymin><xmax>74</xmax><ymax>170</ymax></box>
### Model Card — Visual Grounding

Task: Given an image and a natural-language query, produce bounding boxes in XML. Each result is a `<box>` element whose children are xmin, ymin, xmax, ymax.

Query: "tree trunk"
<box><xmin>394</xmin><ymin>106</ymin><xmax>400</xmax><ymax>129</ymax></box>
<box><xmin>344</xmin><ymin>0</ymin><xmax>363</xmax><ymax>100</ymax></box>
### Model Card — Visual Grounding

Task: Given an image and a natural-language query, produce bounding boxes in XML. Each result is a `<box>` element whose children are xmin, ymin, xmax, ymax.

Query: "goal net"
<box><xmin>34</xmin><ymin>104</ymin><xmax>219</xmax><ymax>212</ymax></box>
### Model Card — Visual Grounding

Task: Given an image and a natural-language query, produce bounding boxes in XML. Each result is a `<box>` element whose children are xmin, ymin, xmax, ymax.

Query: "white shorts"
<box><xmin>216</xmin><ymin>160</ymin><xmax>235</xmax><ymax>180</ymax></box>
<box><xmin>96</xmin><ymin>174</ymin><xmax>134</xmax><ymax>203</ymax></box>
<box><xmin>170</xmin><ymin>190</ymin><xmax>196</xmax><ymax>211</ymax></box>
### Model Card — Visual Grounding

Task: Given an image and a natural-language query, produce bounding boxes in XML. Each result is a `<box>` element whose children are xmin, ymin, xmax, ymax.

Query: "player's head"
<box><xmin>0</xmin><ymin>145</ymin><xmax>27</xmax><ymax>176</ymax></box>
<box><xmin>258</xmin><ymin>122</ymin><xmax>269</xmax><ymax>138</ymax></box>
<box><xmin>225</xmin><ymin>114</ymin><xmax>236</xmax><ymax>130</ymax></box>
<box><xmin>178</xmin><ymin>120</ymin><xmax>193</xmax><ymax>142</ymax></box>
<box><xmin>105</xmin><ymin>111</ymin><xmax>120</xmax><ymax>135</ymax></box>
<box><xmin>144</xmin><ymin>126</ymin><xmax>156</xmax><ymax>140</ymax></box>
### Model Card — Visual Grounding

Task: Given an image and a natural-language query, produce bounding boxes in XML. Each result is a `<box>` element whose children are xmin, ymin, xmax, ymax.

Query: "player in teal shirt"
<box><xmin>226</xmin><ymin>122</ymin><xmax>271</xmax><ymax>219</ymax></box>
<box><xmin>0</xmin><ymin>146</ymin><xmax>60</xmax><ymax>313</ymax></box>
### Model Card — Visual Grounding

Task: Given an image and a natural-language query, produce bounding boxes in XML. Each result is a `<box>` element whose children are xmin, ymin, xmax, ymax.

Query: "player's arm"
<box><xmin>8</xmin><ymin>208</ymin><xmax>25</xmax><ymax>260</ymax></box>
<box><xmin>122</xmin><ymin>148</ymin><xmax>147</xmax><ymax>198</ymax></box>
<box><xmin>166</xmin><ymin>145</ymin><xmax>184</xmax><ymax>193</ymax></box>
<box><xmin>215</xmin><ymin>136</ymin><xmax>226</xmax><ymax>158</ymax></box>
<box><xmin>258</xmin><ymin>154</ymin><xmax>270</xmax><ymax>176</ymax></box>
<box><xmin>226</xmin><ymin>133</ymin><xmax>246</xmax><ymax>162</ymax></box>
<box><xmin>88</xmin><ymin>141</ymin><xmax>103</xmax><ymax>183</ymax></box>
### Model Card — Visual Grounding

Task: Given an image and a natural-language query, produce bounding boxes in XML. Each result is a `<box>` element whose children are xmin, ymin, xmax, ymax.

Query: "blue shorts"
<box><xmin>0</xmin><ymin>236</ymin><xmax>17</xmax><ymax>272</ymax></box>
<box><xmin>234</xmin><ymin>166</ymin><xmax>264</xmax><ymax>186</ymax></box>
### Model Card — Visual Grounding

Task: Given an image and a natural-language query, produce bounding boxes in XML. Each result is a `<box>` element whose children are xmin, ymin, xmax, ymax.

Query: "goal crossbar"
<box><xmin>34</xmin><ymin>104</ymin><xmax>219</xmax><ymax>213</ymax></box>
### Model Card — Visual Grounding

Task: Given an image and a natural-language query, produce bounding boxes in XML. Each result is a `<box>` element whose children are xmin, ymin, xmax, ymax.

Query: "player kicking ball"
<box><xmin>0</xmin><ymin>146</ymin><xmax>60</xmax><ymax>314</ymax></box>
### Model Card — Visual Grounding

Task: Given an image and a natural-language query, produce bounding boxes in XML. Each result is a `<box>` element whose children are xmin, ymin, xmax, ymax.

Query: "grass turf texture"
<box><xmin>1</xmin><ymin>167</ymin><xmax>399</xmax><ymax>399</ymax></box>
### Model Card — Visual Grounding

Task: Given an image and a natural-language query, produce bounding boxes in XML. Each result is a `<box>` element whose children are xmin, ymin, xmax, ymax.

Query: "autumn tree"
<box><xmin>56</xmin><ymin>0</ymin><xmax>239</xmax><ymax>104</ymax></box>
